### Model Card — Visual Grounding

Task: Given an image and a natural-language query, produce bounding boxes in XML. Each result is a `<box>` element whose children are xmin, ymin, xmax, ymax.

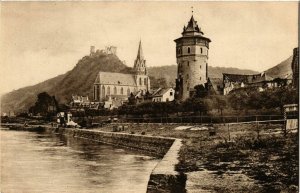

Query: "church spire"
<box><xmin>134</xmin><ymin>40</ymin><xmax>147</xmax><ymax>75</ymax></box>
<box><xmin>136</xmin><ymin>40</ymin><xmax>144</xmax><ymax>60</ymax></box>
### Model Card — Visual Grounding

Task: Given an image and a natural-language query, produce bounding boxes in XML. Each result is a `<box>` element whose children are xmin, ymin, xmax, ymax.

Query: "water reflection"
<box><xmin>1</xmin><ymin>130</ymin><xmax>158</xmax><ymax>193</ymax></box>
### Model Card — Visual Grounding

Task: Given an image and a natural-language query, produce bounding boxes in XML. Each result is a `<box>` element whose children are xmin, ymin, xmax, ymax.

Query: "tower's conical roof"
<box><xmin>183</xmin><ymin>15</ymin><xmax>203</xmax><ymax>35</ymax></box>
<box><xmin>136</xmin><ymin>40</ymin><xmax>144</xmax><ymax>60</ymax></box>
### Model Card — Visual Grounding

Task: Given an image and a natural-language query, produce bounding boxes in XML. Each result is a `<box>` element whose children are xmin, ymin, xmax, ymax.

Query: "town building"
<box><xmin>70</xmin><ymin>95</ymin><xmax>100</xmax><ymax>109</ymax></box>
<box><xmin>291</xmin><ymin>47</ymin><xmax>299</xmax><ymax>88</ymax></box>
<box><xmin>174</xmin><ymin>15</ymin><xmax>211</xmax><ymax>101</ymax></box>
<box><xmin>222</xmin><ymin>72</ymin><xmax>274</xmax><ymax>95</ymax></box>
<box><xmin>222</xmin><ymin>72</ymin><xmax>294</xmax><ymax>95</ymax></box>
<box><xmin>152</xmin><ymin>88</ymin><xmax>175</xmax><ymax>102</ymax></box>
<box><xmin>70</xmin><ymin>95</ymin><xmax>90</xmax><ymax>107</ymax></box>
<box><xmin>93</xmin><ymin>41</ymin><xmax>150</xmax><ymax>103</ymax></box>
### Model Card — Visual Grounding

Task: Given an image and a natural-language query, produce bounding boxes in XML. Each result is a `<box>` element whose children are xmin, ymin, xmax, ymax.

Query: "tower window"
<box><xmin>200</xmin><ymin>48</ymin><xmax>203</xmax><ymax>54</ymax></box>
<box><xmin>144</xmin><ymin>78</ymin><xmax>147</xmax><ymax>85</ymax></box>
<box><xmin>187</xmin><ymin>74</ymin><xmax>189</xmax><ymax>79</ymax></box>
<box><xmin>187</xmin><ymin>47</ymin><xmax>191</xmax><ymax>54</ymax></box>
<box><xmin>177</xmin><ymin>48</ymin><xmax>181</xmax><ymax>55</ymax></box>
<box><xmin>200</xmin><ymin>77</ymin><xmax>202</xmax><ymax>80</ymax></box>
<box><xmin>187</xmin><ymin>61</ymin><xmax>189</xmax><ymax>66</ymax></box>
<box><xmin>139</xmin><ymin>77</ymin><xmax>142</xmax><ymax>85</ymax></box>
<box><xmin>121</xmin><ymin>87</ymin><xmax>124</xmax><ymax>95</ymax></box>
<box><xmin>200</xmin><ymin>65</ymin><xmax>201</xmax><ymax>69</ymax></box>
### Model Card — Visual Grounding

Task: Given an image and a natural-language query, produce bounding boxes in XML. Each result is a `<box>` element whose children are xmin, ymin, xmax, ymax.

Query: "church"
<box><xmin>93</xmin><ymin>41</ymin><xmax>150</xmax><ymax>102</ymax></box>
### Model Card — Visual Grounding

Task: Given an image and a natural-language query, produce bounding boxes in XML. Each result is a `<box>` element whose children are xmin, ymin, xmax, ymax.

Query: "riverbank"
<box><xmin>91</xmin><ymin>123</ymin><xmax>298</xmax><ymax>193</ymax></box>
<box><xmin>1</xmin><ymin>122</ymin><xmax>298</xmax><ymax>192</ymax></box>
<box><xmin>47</xmin><ymin>126</ymin><xmax>186</xmax><ymax>193</ymax></box>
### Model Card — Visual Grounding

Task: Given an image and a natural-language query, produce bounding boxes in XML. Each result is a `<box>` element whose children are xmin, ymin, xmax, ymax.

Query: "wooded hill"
<box><xmin>2</xmin><ymin>52</ymin><xmax>292</xmax><ymax>113</ymax></box>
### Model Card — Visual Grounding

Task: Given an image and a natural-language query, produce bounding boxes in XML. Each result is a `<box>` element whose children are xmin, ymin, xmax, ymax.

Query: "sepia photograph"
<box><xmin>0</xmin><ymin>1</ymin><xmax>299</xmax><ymax>193</ymax></box>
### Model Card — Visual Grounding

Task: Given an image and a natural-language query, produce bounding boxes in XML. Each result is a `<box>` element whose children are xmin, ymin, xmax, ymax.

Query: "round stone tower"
<box><xmin>174</xmin><ymin>15</ymin><xmax>211</xmax><ymax>101</ymax></box>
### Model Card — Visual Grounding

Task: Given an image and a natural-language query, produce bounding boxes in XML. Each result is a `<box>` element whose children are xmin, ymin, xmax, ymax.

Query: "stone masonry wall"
<box><xmin>45</xmin><ymin>127</ymin><xmax>186</xmax><ymax>192</ymax></box>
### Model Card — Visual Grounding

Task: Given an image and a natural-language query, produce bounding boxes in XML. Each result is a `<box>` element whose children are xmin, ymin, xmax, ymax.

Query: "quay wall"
<box><xmin>50</xmin><ymin>127</ymin><xmax>174</xmax><ymax>158</ymax></box>
<box><xmin>50</xmin><ymin>127</ymin><xmax>186</xmax><ymax>192</ymax></box>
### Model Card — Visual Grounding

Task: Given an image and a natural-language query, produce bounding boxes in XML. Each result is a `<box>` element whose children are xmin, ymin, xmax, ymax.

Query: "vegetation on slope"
<box><xmin>264</xmin><ymin>56</ymin><xmax>293</xmax><ymax>78</ymax></box>
<box><xmin>1</xmin><ymin>52</ymin><xmax>292</xmax><ymax>114</ymax></box>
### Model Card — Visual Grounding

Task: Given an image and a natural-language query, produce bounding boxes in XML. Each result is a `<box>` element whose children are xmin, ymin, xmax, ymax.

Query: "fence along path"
<box><xmin>119</xmin><ymin>115</ymin><xmax>287</xmax><ymax>124</ymax></box>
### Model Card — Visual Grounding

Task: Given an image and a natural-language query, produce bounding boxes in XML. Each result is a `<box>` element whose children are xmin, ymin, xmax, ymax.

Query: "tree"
<box><xmin>214</xmin><ymin>95</ymin><xmax>227</xmax><ymax>116</ymax></box>
<box><xmin>128</xmin><ymin>93</ymin><xmax>136</xmax><ymax>105</ymax></box>
<box><xmin>29</xmin><ymin>92</ymin><xmax>58</xmax><ymax>116</ymax></box>
<box><xmin>194</xmin><ymin>84</ymin><xmax>208</xmax><ymax>98</ymax></box>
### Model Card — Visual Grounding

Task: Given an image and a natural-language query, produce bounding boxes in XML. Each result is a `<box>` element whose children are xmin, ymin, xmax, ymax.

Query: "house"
<box><xmin>223</xmin><ymin>72</ymin><xmax>275</xmax><ymax>95</ymax></box>
<box><xmin>70</xmin><ymin>95</ymin><xmax>90</xmax><ymax>107</ymax></box>
<box><xmin>152</xmin><ymin>88</ymin><xmax>175</xmax><ymax>102</ymax></box>
<box><xmin>103</xmin><ymin>95</ymin><xmax>128</xmax><ymax>109</ymax></box>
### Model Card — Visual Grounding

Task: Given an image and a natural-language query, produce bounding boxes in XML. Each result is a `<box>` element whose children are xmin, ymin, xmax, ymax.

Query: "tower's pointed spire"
<box><xmin>137</xmin><ymin>40</ymin><xmax>144</xmax><ymax>60</ymax></box>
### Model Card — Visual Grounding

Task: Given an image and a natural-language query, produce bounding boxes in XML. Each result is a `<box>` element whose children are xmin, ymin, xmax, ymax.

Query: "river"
<box><xmin>0</xmin><ymin>129</ymin><xmax>159</xmax><ymax>193</ymax></box>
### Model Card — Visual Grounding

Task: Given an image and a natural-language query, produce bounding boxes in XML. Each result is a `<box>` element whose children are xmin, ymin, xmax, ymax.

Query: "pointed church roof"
<box><xmin>136</xmin><ymin>40</ymin><xmax>144</xmax><ymax>60</ymax></box>
<box><xmin>182</xmin><ymin>15</ymin><xmax>204</xmax><ymax>35</ymax></box>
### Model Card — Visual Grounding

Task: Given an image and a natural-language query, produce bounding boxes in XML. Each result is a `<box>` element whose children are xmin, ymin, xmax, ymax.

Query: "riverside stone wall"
<box><xmin>46</xmin><ymin>127</ymin><xmax>186</xmax><ymax>192</ymax></box>
<box><xmin>52</xmin><ymin>127</ymin><xmax>175</xmax><ymax>158</ymax></box>
<box><xmin>147</xmin><ymin>139</ymin><xmax>186</xmax><ymax>193</ymax></box>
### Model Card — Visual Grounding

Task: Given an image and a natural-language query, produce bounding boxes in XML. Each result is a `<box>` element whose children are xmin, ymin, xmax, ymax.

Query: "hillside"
<box><xmin>1</xmin><ymin>53</ymin><xmax>264</xmax><ymax>113</ymax></box>
<box><xmin>1</xmin><ymin>53</ymin><xmax>129</xmax><ymax>113</ymax></box>
<box><xmin>148</xmin><ymin>65</ymin><xmax>258</xmax><ymax>87</ymax></box>
<box><xmin>264</xmin><ymin>56</ymin><xmax>293</xmax><ymax>78</ymax></box>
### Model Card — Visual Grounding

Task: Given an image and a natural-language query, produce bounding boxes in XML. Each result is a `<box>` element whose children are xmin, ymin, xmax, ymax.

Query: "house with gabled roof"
<box><xmin>152</xmin><ymin>88</ymin><xmax>175</xmax><ymax>102</ymax></box>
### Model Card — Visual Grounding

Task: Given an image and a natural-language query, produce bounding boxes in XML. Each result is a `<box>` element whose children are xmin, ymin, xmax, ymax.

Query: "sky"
<box><xmin>0</xmin><ymin>2</ymin><xmax>298</xmax><ymax>94</ymax></box>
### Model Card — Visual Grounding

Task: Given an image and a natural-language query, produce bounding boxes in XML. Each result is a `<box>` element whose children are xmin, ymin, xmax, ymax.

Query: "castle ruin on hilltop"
<box><xmin>90</xmin><ymin>45</ymin><xmax>117</xmax><ymax>56</ymax></box>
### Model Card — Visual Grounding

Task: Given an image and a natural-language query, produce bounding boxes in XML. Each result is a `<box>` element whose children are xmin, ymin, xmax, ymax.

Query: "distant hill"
<box><xmin>1</xmin><ymin>52</ymin><xmax>263</xmax><ymax>113</ymax></box>
<box><xmin>264</xmin><ymin>56</ymin><xmax>293</xmax><ymax>78</ymax></box>
<box><xmin>148</xmin><ymin>65</ymin><xmax>258</xmax><ymax>88</ymax></box>
<box><xmin>1</xmin><ymin>53</ymin><xmax>130</xmax><ymax>113</ymax></box>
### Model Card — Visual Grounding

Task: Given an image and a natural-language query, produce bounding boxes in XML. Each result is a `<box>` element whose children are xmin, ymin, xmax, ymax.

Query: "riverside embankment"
<box><xmin>2</xmin><ymin>124</ymin><xmax>186</xmax><ymax>193</ymax></box>
<box><xmin>51</xmin><ymin>127</ymin><xmax>186</xmax><ymax>193</ymax></box>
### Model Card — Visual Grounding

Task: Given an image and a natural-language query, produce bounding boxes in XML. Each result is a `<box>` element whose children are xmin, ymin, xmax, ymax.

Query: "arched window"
<box><xmin>187</xmin><ymin>47</ymin><xmax>190</xmax><ymax>54</ymax></box>
<box><xmin>102</xmin><ymin>86</ymin><xmax>105</xmax><ymax>98</ymax></box>
<box><xmin>200</xmin><ymin>77</ymin><xmax>202</xmax><ymax>80</ymax></box>
<box><xmin>127</xmin><ymin>88</ymin><xmax>130</xmax><ymax>96</ymax></box>
<box><xmin>107</xmin><ymin>86</ymin><xmax>110</xmax><ymax>95</ymax></box>
<box><xmin>114</xmin><ymin>87</ymin><xmax>117</xmax><ymax>95</ymax></box>
<box><xmin>200</xmin><ymin>48</ymin><xmax>203</xmax><ymax>54</ymax></box>
<box><xmin>178</xmin><ymin>48</ymin><xmax>181</xmax><ymax>55</ymax></box>
<box><xmin>139</xmin><ymin>77</ymin><xmax>142</xmax><ymax>85</ymax></box>
<box><xmin>121</xmin><ymin>87</ymin><xmax>124</xmax><ymax>95</ymax></box>
<box><xmin>97</xmin><ymin>85</ymin><xmax>100</xmax><ymax>100</ymax></box>
<box><xmin>144</xmin><ymin>78</ymin><xmax>147</xmax><ymax>85</ymax></box>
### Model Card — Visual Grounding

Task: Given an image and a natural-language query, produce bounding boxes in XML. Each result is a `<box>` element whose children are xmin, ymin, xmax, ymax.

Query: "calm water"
<box><xmin>0</xmin><ymin>129</ymin><xmax>159</xmax><ymax>193</ymax></box>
